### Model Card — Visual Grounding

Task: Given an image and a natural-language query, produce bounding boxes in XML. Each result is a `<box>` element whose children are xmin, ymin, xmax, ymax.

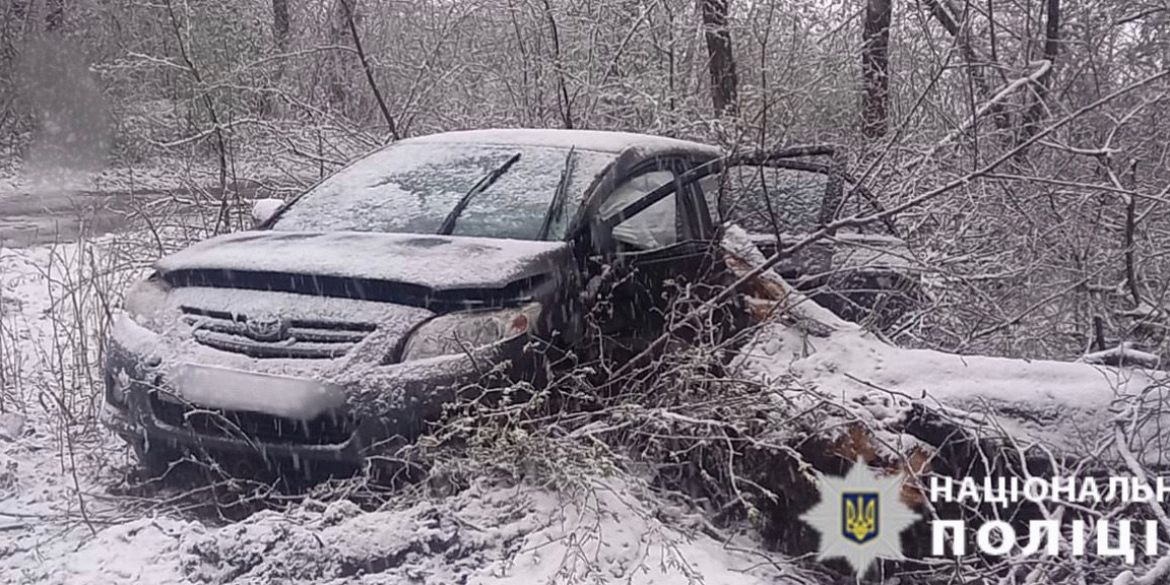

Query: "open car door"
<box><xmin>585</xmin><ymin>164</ymin><xmax>732</xmax><ymax>354</ymax></box>
<box><xmin>591</xmin><ymin>148</ymin><xmax>919</xmax><ymax>336</ymax></box>
<box><xmin>689</xmin><ymin>148</ymin><xmax>920</xmax><ymax>329</ymax></box>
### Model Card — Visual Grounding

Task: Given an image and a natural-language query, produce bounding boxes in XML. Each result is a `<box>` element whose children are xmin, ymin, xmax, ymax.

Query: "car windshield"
<box><xmin>272</xmin><ymin>141</ymin><xmax>616</xmax><ymax>240</ymax></box>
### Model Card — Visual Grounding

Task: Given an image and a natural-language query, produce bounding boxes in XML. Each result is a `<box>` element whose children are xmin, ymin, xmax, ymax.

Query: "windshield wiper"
<box><xmin>438</xmin><ymin>152</ymin><xmax>521</xmax><ymax>235</ymax></box>
<box><xmin>537</xmin><ymin>147</ymin><xmax>576</xmax><ymax>240</ymax></box>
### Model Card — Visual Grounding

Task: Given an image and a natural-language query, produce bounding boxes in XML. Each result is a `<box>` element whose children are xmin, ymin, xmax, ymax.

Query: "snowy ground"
<box><xmin>0</xmin><ymin>242</ymin><xmax>142</xmax><ymax>584</ymax></box>
<box><xmin>14</xmin><ymin>476</ymin><xmax>809</xmax><ymax>585</ymax></box>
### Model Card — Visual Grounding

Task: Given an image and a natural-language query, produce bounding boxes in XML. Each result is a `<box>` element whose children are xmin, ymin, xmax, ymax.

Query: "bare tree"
<box><xmin>701</xmin><ymin>0</ymin><xmax>738</xmax><ymax>117</ymax></box>
<box><xmin>1021</xmin><ymin>0</ymin><xmax>1061</xmax><ymax>140</ymax></box>
<box><xmin>273</xmin><ymin>0</ymin><xmax>291</xmax><ymax>53</ymax></box>
<box><xmin>922</xmin><ymin>0</ymin><xmax>1010</xmax><ymax>132</ymax></box>
<box><xmin>541</xmin><ymin>0</ymin><xmax>574</xmax><ymax>128</ymax></box>
<box><xmin>861</xmin><ymin>0</ymin><xmax>892</xmax><ymax>138</ymax></box>
<box><xmin>263</xmin><ymin>0</ymin><xmax>292</xmax><ymax>115</ymax></box>
<box><xmin>338</xmin><ymin>0</ymin><xmax>398</xmax><ymax>140</ymax></box>
<box><xmin>326</xmin><ymin>0</ymin><xmax>351</xmax><ymax>112</ymax></box>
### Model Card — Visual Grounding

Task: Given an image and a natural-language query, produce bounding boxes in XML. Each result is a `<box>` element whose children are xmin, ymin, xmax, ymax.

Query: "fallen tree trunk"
<box><xmin>719</xmin><ymin>224</ymin><xmax>1170</xmax><ymax>568</ymax></box>
<box><xmin>723</xmin><ymin>223</ymin><xmax>1167</xmax><ymax>463</ymax></box>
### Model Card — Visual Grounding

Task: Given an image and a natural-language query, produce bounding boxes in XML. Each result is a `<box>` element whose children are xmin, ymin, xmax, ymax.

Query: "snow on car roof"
<box><xmin>401</xmin><ymin>128</ymin><xmax>723</xmax><ymax>156</ymax></box>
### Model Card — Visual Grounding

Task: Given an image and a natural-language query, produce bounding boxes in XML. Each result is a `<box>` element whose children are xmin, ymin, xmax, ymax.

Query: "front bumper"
<box><xmin>102</xmin><ymin>316</ymin><xmax>534</xmax><ymax>464</ymax></box>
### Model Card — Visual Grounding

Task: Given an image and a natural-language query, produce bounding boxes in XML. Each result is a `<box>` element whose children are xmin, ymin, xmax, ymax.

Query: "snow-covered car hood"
<box><xmin>154</xmin><ymin>231</ymin><xmax>570</xmax><ymax>291</ymax></box>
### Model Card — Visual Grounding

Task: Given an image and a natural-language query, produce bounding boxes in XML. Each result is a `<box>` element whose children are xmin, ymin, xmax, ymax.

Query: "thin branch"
<box><xmin>337</xmin><ymin>0</ymin><xmax>399</xmax><ymax>141</ymax></box>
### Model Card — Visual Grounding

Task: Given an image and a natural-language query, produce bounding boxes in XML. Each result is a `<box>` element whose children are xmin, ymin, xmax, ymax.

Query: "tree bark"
<box><xmin>861</xmin><ymin>0</ymin><xmax>892</xmax><ymax>139</ymax></box>
<box><xmin>265</xmin><ymin>0</ymin><xmax>291</xmax><ymax>116</ymax></box>
<box><xmin>540</xmin><ymin>0</ymin><xmax>573</xmax><ymax>129</ymax></box>
<box><xmin>272</xmin><ymin>0</ymin><xmax>290</xmax><ymax>52</ymax></box>
<box><xmin>327</xmin><ymin>0</ymin><xmax>350</xmax><ymax>111</ymax></box>
<box><xmin>1021</xmin><ymin>0</ymin><xmax>1060</xmax><ymax>140</ymax></box>
<box><xmin>701</xmin><ymin>0</ymin><xmax>738</xmax><ymax>117</ymax></box>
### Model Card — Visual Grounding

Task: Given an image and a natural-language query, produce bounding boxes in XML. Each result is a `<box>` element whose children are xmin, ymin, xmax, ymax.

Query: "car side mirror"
<box><xmin>251</xmin><ymin>198</ymin><xmax>284</xmax><ymax>227</ymax></box>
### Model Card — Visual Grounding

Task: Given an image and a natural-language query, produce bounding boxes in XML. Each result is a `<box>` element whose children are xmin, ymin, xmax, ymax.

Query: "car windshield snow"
<box><xmin>272</xmin><ymin>142</ymin><xmax>617</xmax><ymax>240</ymax></box>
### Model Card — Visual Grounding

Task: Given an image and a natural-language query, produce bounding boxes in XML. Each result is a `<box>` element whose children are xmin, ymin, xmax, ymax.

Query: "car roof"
<box><xmin>400</xmin><ymin>128</ymin><xmax>723</xmax><ymax>157</ymax></box>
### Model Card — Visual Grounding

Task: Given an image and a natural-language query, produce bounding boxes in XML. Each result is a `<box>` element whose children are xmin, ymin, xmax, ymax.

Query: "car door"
<box><xmin>682</xmin><ymin>152</ymin><xmax>894</xmax><ymax>268</ymax></box>
<box><xmin>586</xmin><ymin>158</ymin><xmax>726</xmax><ymax>349</ymax></box>
<box><xmin>697</xmin><ymin>158</ymin><xmax>839</xmax><ymax>277</ymax></box>
<box><xmin>687</xmin><ymin>152</ymin><xmax>917</xmax><ymax>329</ymax></box>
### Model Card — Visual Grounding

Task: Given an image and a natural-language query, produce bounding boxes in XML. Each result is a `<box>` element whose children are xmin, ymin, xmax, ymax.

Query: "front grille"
<box><xmin>150</xmin><ymin>393</ymin><xmax>356</xmax><ymax>446</ymax></box>
<box><xmin>181</xmin><ymin>306</ymin><xmax>375</xmax><ymax>359</ymax></box>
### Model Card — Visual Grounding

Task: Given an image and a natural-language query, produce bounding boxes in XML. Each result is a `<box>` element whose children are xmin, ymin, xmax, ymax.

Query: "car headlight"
<box><xmin>123</xmin><ymin>273</ymin><xmax>171</xmax><ymax>329</ymax></box>
<box><xmin>402</xmin><ymin>303</ymin><xmax>542</xmax><ymax>362</ymax></box>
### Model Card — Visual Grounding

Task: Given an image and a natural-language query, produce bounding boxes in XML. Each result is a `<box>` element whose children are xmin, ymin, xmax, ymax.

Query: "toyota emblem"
<box><xmin>245</xmin><ymin>315</ymin><xmax>289</xmax><ymax>342</ymax></box>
